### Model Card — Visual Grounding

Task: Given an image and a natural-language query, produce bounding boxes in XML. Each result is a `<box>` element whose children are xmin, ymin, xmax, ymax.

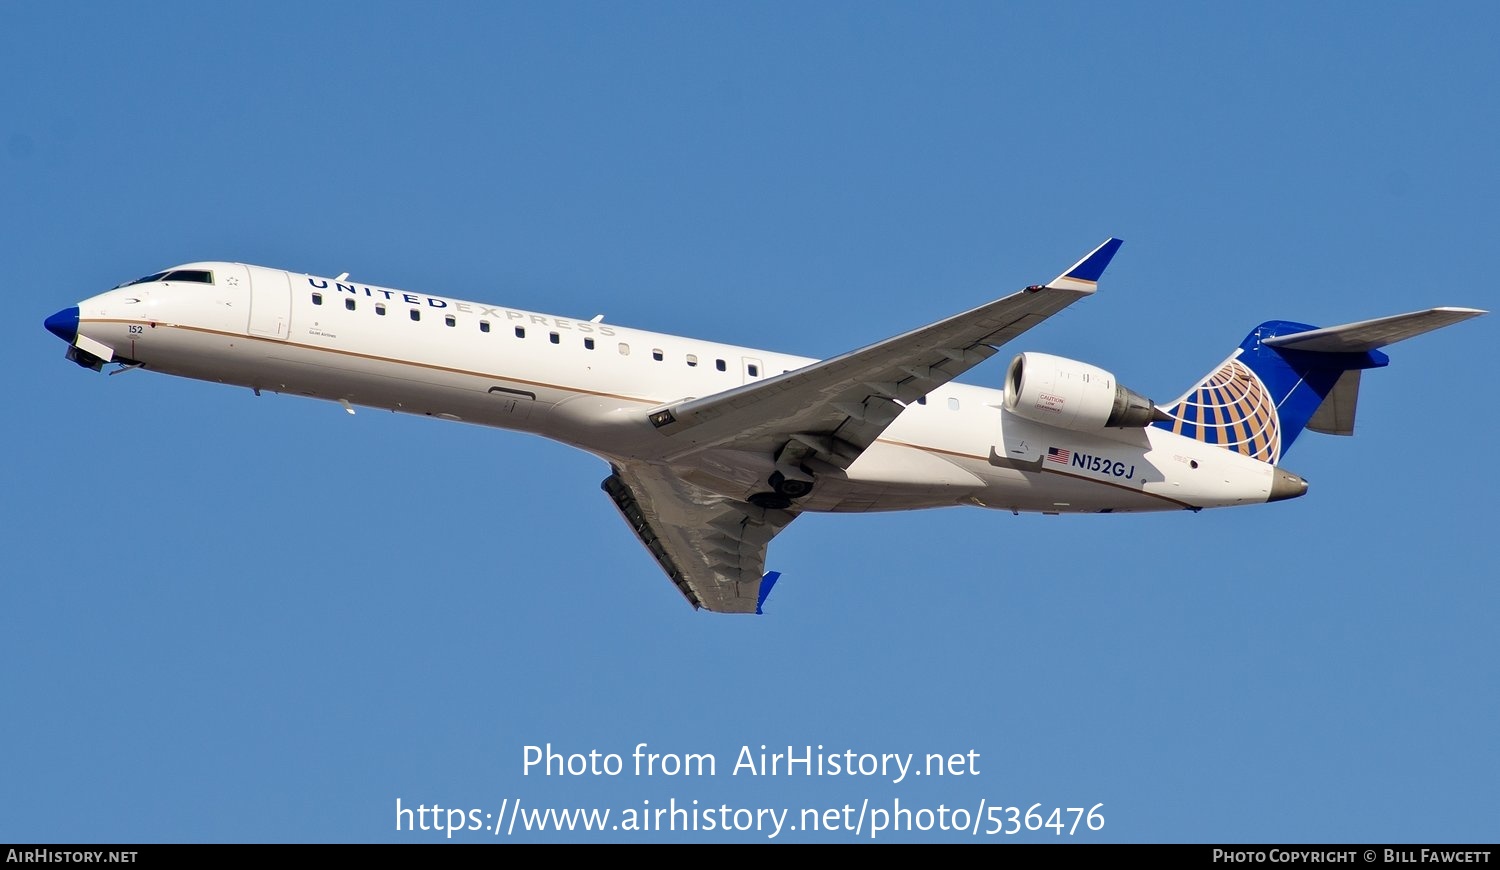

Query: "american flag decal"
<box><xmin>1046</xmin><ymin>447</ymin><xmax>1071</xmax><ymax>464</ymax></box>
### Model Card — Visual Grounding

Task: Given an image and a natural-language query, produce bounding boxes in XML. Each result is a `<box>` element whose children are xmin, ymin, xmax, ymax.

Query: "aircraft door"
<box><xmin>209</xmin><ymin>263</ymin><xmax>251</xmax><ymax>334</ymax></box>
<box><xmin>245</xmin><ymin>265</ymin><xmax>292</xmax><ymax>340</ymax></box>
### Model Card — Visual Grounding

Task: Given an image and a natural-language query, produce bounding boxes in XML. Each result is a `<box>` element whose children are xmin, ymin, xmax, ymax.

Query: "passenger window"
<box><xmin>716</xmin><ymin>359</ymin><xmax>726</xmax><ymax>372</ymax></box>
<box><xmin>917</xmin><ymin>395</ymin><xmax>926</xmax><ymax>405</ymax></box>
<box><xmin>515</xmin><ymin>326</ymin><xmax>526</xmax><ymax>338</ymax></box>
<box><xmin>748</xmin><ymin>364</ymin><xmax>759</xmax><ymax>377</ymax></box>
<box><xmin>344</xmin><ymin>298</ymin><xmax>356</xmax><ymax>311</ymax></box>
<box><xmin>652</xmin><ymin>349</ymin><xmax>664</xmax><ymax>361</ymax></box>
<box><xmin>376</xmin><ymin>303</ymin><xmax>386</xmax><ymax>316</ymax></box>
<box><xmin>947</xmin><ymin>397</ymin><xmax>960</xmax><ymax>411</ymax></box>
<box><xmin>549</xmin><ymin>332</ymin><xmax>560</xmax><ymax>344</ymax></box>
<box><xmin>311</xmin><ymin>292</ymin><xmax>323</xmax><ymax>305</ymax></box>
<box><xmin>584</xmin><ymin>337</ymin><xmax>595</xmax><ymax>350</ymax></box>
<box><xmin>480</xmin><ymin>320</ymin><xmax>491</xmax><ymax>333</ymax></box>
<box><xmin>686</xmin><ymin>354</ymin><xmax>698</xmax><ymax>367</ymax></box>
<box><xmin>618</xmin><ymin>343</ymin><xmax>630</xmax><ymax>355</ymax></box>
<box><xmin>445</xmin><ymin>315</ymin><xmax>456</xmax><ymax>327</ymax></box>
<box><xmin>410</xmin><ymin>310</ymin><xmax>420</xmax><ymax>322</ymax></box>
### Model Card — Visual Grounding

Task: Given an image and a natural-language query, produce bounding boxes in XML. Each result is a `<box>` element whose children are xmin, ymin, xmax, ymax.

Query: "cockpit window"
<box><xmin>163</xmin><ymin>269</ymin><xmax>214</xmax><ymax>284</ymax></box>
<box><xmin>115</xmin><ymin>271</ymin><xmax>169</xmax><ymax>288</ymax></box>
<box><xmin>113</xmin><ymin>269</ymin><xmax>214</xmax><ymax>288</ymax></box>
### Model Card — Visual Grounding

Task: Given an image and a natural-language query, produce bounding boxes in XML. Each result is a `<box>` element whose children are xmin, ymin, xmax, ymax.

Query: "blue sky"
<box><xmin>3</xmin><ymin>2</ymin><xmax>1496</xmax><ymax>844</ymax></box>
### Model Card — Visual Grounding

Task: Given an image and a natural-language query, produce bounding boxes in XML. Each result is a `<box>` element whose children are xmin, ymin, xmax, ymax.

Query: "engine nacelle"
<box><xmin>1003</xmin><ymin>352</ymin><xmax>1164</xmax><ymax>431</ymax></box>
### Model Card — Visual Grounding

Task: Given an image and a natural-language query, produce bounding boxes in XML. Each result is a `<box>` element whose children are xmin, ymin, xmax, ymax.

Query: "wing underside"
<box><xmin>602</xmin><ymin>463</ymin><xmax>798</xmax><ymax>613</ymax></box>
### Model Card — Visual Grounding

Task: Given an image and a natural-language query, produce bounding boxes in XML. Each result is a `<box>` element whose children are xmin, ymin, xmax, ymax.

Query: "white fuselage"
<box><xmin>69</xmin><ymin>262</ymin><xmax>1281</xmax><ymax>515</ymax></box>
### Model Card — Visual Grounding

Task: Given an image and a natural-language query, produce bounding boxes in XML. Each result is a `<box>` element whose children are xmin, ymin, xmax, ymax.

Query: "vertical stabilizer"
<box><xmin>1154</xmin><ymin>307</ymin><xmax>1483</xmax><ymax>464</ymax></box>
<box><xmin>1153</xmin><ymin>321</ymin><xmax>1387</xmax><ymax>464</ymax></box>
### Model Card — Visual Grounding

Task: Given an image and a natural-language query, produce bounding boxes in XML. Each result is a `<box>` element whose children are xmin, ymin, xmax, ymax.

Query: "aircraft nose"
<box><xmin>45</xmin><ymin>307</ymin><xmax>79</xmax><ymax>343</ymax></box>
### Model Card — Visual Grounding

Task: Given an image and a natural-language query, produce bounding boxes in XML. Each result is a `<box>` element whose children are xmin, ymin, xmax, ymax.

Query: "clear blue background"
<box><xmin>3</xmin><ymin>2</ymin><xmax>1495</xmax><ymax>844</ymax></box>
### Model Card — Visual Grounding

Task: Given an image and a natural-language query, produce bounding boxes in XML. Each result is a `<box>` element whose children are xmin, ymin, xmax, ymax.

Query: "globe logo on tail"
<box><xmin>1157</xmin><ymin>356</ymin><xmax>1281</xmax><ymax>464</ymax></box>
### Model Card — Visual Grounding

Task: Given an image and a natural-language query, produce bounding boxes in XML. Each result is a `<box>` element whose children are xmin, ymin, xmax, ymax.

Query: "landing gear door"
<box><xmin>246</xmin><ymin>265</ymin><xmax>291</xmax><ymax>340</ymax></box>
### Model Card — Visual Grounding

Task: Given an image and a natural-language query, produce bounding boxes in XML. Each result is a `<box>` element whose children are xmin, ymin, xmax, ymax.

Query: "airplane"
<box><xmin>43</xmin><ymin>239</ymin><xmax>1484</xmax><ymax>614</ymax></box>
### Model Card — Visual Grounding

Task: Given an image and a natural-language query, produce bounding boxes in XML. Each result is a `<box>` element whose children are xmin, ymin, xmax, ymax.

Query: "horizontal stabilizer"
<box><xmin>1263</xmin><ymin>307</ymin><xmax>1485</xmax><ymax>353</ymax></box>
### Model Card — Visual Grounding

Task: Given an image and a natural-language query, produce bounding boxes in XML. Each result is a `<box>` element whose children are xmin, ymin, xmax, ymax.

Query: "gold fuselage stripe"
<box><xmin>89</xmin><ymin>318</ymin><xmax>1204</xmax><ymax>509</ymax></box>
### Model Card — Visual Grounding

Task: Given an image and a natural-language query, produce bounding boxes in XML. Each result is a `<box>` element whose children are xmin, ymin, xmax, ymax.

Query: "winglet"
<box><xmin>755</xmin><ymin>571</ymin><xmax>782</xmax><ymax>615</ymax></box>
<box><xmin>1044</xmin><ymin>238</ymin><xmax>1123</xmax><ymax>292</ymax></box>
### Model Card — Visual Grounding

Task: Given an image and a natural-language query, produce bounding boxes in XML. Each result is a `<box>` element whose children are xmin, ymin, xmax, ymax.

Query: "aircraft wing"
<box><xmin>602</xmin><ymin>462</ymin><xmax>796</xmax><ymax>613</ymax></box>
<box><xmin>645</xmin><ymin>239</ymin><xmax>1122</xmax><ymax>469</ymax></box>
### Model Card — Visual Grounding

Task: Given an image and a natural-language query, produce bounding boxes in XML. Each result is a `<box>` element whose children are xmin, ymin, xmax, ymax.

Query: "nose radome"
<box><xmin>45</xmin><ymin>307</ymin><xmax>80</xmax><ymax>343</ymax></box>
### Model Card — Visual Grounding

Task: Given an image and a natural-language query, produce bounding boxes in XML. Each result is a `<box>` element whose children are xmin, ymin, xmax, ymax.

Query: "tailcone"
<box><xmin>1268</xmin><ymin>467</ymin><xmax>1309</xmax><ymax>502</ymax></box>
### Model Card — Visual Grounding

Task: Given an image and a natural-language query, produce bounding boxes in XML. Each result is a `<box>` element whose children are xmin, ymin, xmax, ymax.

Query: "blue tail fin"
<box><xmin>1153</xmin><ymin>321</ymin><xmax>1388</xmax><ymax>465</ymax></box>
<box><xmin>1153</xmin><ymin>307</ymin><xmax>1484</xmax><ymax>464</ymax></box>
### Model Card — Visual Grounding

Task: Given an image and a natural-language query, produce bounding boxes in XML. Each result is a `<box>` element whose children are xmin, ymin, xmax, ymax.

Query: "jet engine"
<box><xmin>1003</xmin><ymin>352</ymin><xmax>1166</xmax><ymax>431</ymax></box>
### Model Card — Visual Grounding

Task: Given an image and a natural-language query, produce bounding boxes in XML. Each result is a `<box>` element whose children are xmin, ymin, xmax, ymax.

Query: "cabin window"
<box><xmin>686</xmin><ymin>354</ymin><xmax>698</xmax><ymax>367</ymax></box>
<box><xmin>652</xmin><ymin>349</ymin><xmax>664</xmax><ymax>362</ymax></box>
<box><xmin>480</xmin><ymin>320</ymin><xmax>490</xmax><ymax>333</ymax></box>
<box><xmin>344</xmin><ymin>298</ymin><xmax>356</xmax><ymax>311</ymax></box>
<box><xmin>716</xmin><ymin>359</ymin><xmax>726</xmax><ymax>372</ymax></box>
<box><xmin>311</xmin><ymin>292</ymin><xmax>323</xmax><ymax>305</ymax></box>
<box><xmin>748</xmin><ymin>364</ymin><xmax>759</xmax><ymax>377</ymax></box>
<box><xmin>618</xmin><ymin>343</ymin><xmax>630</xmax><ymax>355</ymax></box>
<box><xmin>515</xmin><ymin>326</ymin><xmax>526</xmax><ymax>338</ymax></box>
<box><xmin>445</xmin><ymin>315</ymin><xmax>456</xmax><ymax>327</ymax></box>
<box><xmin>410</xmin><ymin>309</ymin><xmax>420</xmax><ymax>322</ymax></box>
<box><xmin>549</xmin><ymin>332</ymin><xmax>560</xmax><ymax>345</ymax></box>
<box><xmin>947</xmin><ymin>397</ymin><xmax>960</xmax><ymax>411</ymax></box>
<box><xmin>375</xmin><ymin>303</ymin><xmax>386</xmax><ymax>316</ymax></box>
<box><xmin>917</xmin><ymin>395</ymin><xmax>926</xmax><ymax>405</ymax></box>
<box><xmin>584</xmin><ymin>337</ymin><xmax>595</xmax><ymax>350</ymax></box>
